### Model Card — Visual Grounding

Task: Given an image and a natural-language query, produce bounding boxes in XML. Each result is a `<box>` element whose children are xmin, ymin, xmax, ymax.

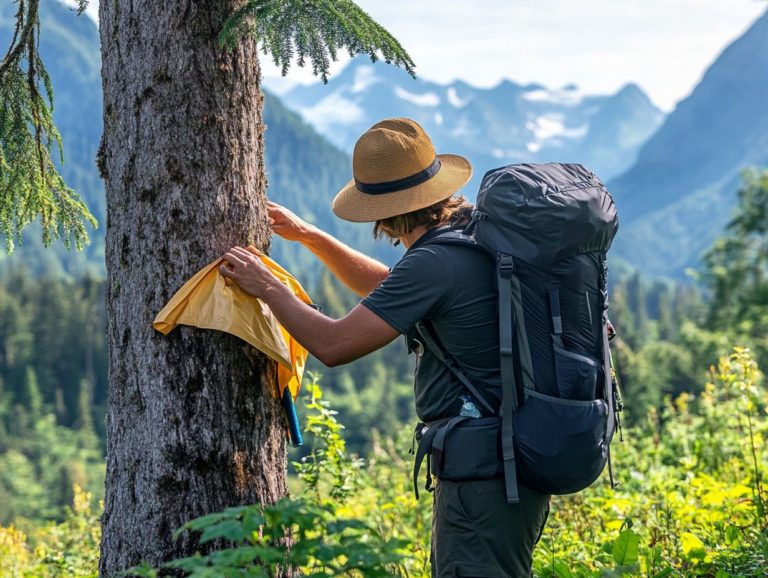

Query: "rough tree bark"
<box><xmin>97</xmin><ymin>1</ymin><xmax>286</xmax><ymax>574</ymax></box>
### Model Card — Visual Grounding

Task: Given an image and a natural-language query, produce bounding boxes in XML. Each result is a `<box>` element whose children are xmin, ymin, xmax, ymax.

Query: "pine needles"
<box><xmin>220</xmin><ymin>0</ymin><xmax>416</xmax><ymax>83</ymax></box>
<box><xmin>0</xmin><ymin>0</ymin><xmax>96</xmax><ymax>253</ymax></box>
<box><xmin>2</xmin><ymin>0</ymin><xmax>412</xmax><ymax>252</ymax></box>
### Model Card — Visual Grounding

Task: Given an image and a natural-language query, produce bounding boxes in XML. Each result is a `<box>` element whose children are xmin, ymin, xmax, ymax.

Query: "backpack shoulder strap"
<box><xmin>416</xmin><ymin>225</ymin><xmax>486</xmax><ymax>252</ymax></box>
<box><xmin>414</xmin><ymin>321</ymin><xmax>498</xmax><ymax>416</ymax></box>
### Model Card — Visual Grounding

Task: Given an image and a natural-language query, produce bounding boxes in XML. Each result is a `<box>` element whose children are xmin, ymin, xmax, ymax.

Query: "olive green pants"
<box><xmin>431</xmin><ymin>479</ymin><xmax>550</xmax><ymax>578</ymax></box>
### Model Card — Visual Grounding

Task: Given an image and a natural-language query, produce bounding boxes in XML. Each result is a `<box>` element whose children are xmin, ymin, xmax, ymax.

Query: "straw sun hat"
<box><xmin>332</xmin><ymin>118</ymin><xmax>472</xmax><ymax>222</ymax></box>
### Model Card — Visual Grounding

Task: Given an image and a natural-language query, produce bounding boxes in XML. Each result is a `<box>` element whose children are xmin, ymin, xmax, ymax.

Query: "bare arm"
<box><xmin>269</xmin><ymin>201</ymin><xmax>390</xmax><ymax>297</ymax></box>
<box><xmin>219</xmin><ymin>246</ymin><xmax>399</xmax><ymax>366</ymax></box>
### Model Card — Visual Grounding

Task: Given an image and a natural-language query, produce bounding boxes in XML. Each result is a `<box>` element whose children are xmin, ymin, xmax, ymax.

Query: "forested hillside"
<box><xmin>610</xmin><ymin>10</ymin><xmax>768</xmax><ymax>277</ymax></box>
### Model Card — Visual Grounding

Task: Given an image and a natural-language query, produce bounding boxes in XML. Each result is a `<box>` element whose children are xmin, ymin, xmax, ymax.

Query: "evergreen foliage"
<box><xmin>0</xmin><ymin>0</ymin><xmax>95</xmax><ymax>253</ymax></box>
<box><xmin>0</xmin><ymin>270</ymin><xmax>107</xmax><ymax>438</ymax></box>
<box><xmin>0</xmin><ymin>273</ymin><xmax>103</xmax><ymax>522</ymax></box>
<box><xmin>702</xmin><ymin>168</ymin><xmax>768</xmax><ymax>367</ymax></box>
<box><xmin>221</xmin><ymin>0</ymin><xmax>415</xmax><ymax>83</ymax></box>
<box><xmin>0</xmin><ymin>0</ymin><xmax>413</xmax><ymax>258</ymax></box>
<box><xmin>0</xmin><ymin>383</ymin><xmax>103</xmax><ymax>524</ymax></box>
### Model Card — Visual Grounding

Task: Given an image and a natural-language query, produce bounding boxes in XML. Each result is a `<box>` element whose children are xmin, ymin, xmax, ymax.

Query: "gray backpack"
<box><xmin>413</xmin><ymin>163</ymin><xmax>622</xmax><ymax>503</ymax></box>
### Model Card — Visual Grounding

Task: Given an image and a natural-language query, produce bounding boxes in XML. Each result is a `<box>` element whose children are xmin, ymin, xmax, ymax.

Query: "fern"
<box><xmin>221</xmin><ymin>0</ymin><xmax>416</xmax><ymax>83</ymax></box>
<box><xmin>0</xmin><ymin>0</ymin><xmax>96</xmax><ymax>252</ymax></box>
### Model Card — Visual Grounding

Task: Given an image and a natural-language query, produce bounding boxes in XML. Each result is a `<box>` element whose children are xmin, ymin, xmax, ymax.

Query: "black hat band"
<box><xmin>355</xmin><ymin>158</ymin><xmax>441</xmax><ymax>196</ymax></box>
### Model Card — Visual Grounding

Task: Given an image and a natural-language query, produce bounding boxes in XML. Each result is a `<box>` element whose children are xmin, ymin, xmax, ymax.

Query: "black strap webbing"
<box><xmin>432</xmin><ymin>416</ymin><xmax>471</xmax><ymax>454</ymax></box>
<box><xmin>498</xmin><ymin>255</ymin><xmax>521</xmax><ymax>504</ymax></box>
<box><xmin>411</xmin><ymin>416</ymin><xmax>469</xmax><ymax>499</ymax></box>
<box><xmin>414</xmin><ymin>322</ymin><xmax>497</xmax><ymax>416</ymax></box>
<box><xmin>602</xmin><ymin>320</ymin><xmax>616</xmax><ymax>441</ymax></box>
<box><xmin>548</xmin><ymin>288</ymin><xmax>565</xmax><ymax>349</ymax></box>
<box><xmin>498</xmin><ymin>256</ymin><xmax>516</xmax><ymax>409</ymax></box>
<box><xmin>412</xmin><ymin>420</ymin><xmax>443</xmax><ymax>499</ymax></box>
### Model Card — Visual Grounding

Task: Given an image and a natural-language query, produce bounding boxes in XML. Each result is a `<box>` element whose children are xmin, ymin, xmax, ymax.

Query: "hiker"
<box><xmin>219</xmin><ymin>118</ymin><xmax>551</xmax><ymax>577</ymax></box>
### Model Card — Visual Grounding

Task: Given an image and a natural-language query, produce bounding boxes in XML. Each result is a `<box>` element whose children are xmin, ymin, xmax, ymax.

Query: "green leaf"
<box><xmin>680</xmin><ymin>532</ymin><xmax>707</xmax><ymax>561</ymax></box>
<box><xmin>207</xmin><ymin>546</ymin><xmax>266</xmax><ymax>566</ymax></box>
<box><xmin>724</xmin><ymin>524</ymin><xmax>740</xmax><ymax>545</ymax></box>
<box><xmin>552</xmin><ymin>560</ymin><xmax>573</xmax><ymax>578</ymax></box>
<box><xmin>242</xmin><ymin>507</ymin><xmax>264</xmax><ymax>538</ymax></box>
<box><xmin>612</xmin><ymin>528</ymin><xmax>641</xmax><ymax>566</ymax></box>
<box><xmin>174</xmin><ymin>511</ymin><xmax>234</xmax><ymax>538</ymax></box>
<box><xmin>199</xmin><ymin>519</ymin><xmax>247</xmax><ymax>543</ymax></box>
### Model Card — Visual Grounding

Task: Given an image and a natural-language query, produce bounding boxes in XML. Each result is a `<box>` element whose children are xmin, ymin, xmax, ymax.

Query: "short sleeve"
<box><xmin>360</xmin><ymin>246</ymin><xmax>455</xmax><ymax>334</ymax></box>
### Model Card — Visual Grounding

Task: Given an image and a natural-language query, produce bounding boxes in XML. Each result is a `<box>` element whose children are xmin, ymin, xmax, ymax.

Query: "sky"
<box><xmin>261</xmin><ymin>0</ymin><xmax>766</xmax><ymax>111</ymax></box>
<box><xmin>77</xmin><ymin>0</ymin><xmax>766</xmax><ymax>111</ymax></box>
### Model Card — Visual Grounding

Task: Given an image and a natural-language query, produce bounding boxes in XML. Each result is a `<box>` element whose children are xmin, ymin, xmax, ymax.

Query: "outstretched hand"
<box><xmin>268</xmin><ymin>201</ymin><xmax>314</xmax><ymax>242</ymax></box>
<box><xmin>218</xmin><ymin>246</ymin><xmax>277</xmax><ymax>300</ymax></box>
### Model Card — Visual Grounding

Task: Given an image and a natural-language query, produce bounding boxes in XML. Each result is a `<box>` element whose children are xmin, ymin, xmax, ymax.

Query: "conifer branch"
<box><xmin>0</xmin><ymin>0</ymin><xmax>96</xmax><ymax>253</ymax></box>
<box><xmin>221</xmin><ymin>0</ymin><xmax>416</xmax><ymax>83</ymax></box>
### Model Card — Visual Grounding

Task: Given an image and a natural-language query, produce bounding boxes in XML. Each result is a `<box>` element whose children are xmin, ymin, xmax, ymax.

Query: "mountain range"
<box><xmin>272</xmin><ymin>59</ymin><xmax>665</xmax><ymax>192</ymax></box>
<box><xmin>273</xmin><ymin>10</ymin><xmax>768</xmax><ymax>279</ymax></box>
<box><xmin>608</xmin><ymin>10</ymin><xmax>768</xmax><ymax>277</ymax></box>
<box><xmin>2</xmin><ymin>1</ymin><xmax>767</xmax><ymax>280</ymax></box>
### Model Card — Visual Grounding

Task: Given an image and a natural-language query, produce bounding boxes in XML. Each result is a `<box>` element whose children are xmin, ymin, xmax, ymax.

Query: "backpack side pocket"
<box><xmin>514</xmin><ymin>390</ymin><xmax>608</xmax><ymax>494</ymax></box>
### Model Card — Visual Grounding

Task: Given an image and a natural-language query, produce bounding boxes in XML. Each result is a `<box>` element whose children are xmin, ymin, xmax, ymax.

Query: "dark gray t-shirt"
<box><xmin>361</xmin><ymin>228</ymin><xmax>501</xmax><ymax>422</ymax></box>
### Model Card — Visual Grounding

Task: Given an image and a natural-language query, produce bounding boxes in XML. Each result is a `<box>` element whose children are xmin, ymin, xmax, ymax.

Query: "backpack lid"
<box><xmin>471</xmin><ymin>163</ymin><xmax>619</xmax><ymax>268</ymax></box>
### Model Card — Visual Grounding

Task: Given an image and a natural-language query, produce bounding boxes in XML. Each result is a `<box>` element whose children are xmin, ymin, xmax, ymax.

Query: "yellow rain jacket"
<box><xmin>153</xmin><ymin>248</ymin><xmax>310</xmax><ymax>400</ymax></box>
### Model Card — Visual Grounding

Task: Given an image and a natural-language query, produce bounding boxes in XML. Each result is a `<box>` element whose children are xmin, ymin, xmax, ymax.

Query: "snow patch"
<box><xmin>526</xmin><ymin>114</ymin><xmax>588</xmax><ymax>142</ymax></box>
<box><xmin>299</xmin><ymin>92</ymin><xmax>365</xmax><ymax>133</ymax></box>
<box><xmin>525</xmin><ymin>114</ymin><xmax>588</xmax><ymax>152</ymax></box>
<box><xmin>522</xmin><ymin>85</ymin><xmax>584</xmax><ymax>107</ymax></box>
<box><xmin>394</xmin><ymin>86</ymin><xmax>440</xmax><ymax>107</ymax></box>
<box><xmin>351</xmin><ymin>65</ymin><xmax>381</xmax><ymax>93</ymax></box>
<box><xmin>447</xmin><ymin>87</ymin><xmax>470</xmax><ymax>108</ymax></box>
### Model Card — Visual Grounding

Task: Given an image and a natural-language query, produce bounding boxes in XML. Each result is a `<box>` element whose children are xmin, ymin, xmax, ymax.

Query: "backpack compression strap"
<box><xmin>414</xmin><ymin>322</ymin><xmax>498</xmax><ymax>416</ymax></box>
<box><xmin>498</xmin><ymin>255</ymin><xmax>519</xmax><ymax>503</ymax></box>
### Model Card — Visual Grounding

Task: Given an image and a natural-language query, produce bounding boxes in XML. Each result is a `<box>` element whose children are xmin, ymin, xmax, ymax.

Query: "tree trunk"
<box><xmin>97</xmin><ymin>2</ymin><xmax>286</xmax><ymax>574</ymax></box>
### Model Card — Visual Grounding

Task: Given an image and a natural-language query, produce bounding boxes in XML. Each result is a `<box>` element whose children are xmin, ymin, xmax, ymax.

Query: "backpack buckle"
<box><xmin>498</xmin><ymin>255</ymin><xmax>515</xmax><ymax>278</ymax></box>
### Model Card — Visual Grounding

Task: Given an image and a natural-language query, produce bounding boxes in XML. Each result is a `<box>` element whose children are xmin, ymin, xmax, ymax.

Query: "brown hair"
<box><xmin>373</xmin><ymin>195</ymin><xmax>472</xmax><ymax>243</ymax></box>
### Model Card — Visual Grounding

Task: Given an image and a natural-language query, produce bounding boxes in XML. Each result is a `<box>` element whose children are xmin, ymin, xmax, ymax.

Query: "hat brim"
<box><xmin>332</xmin><ymin>154</ymin><xmax>473</xmax><ymax>223</ymax></box>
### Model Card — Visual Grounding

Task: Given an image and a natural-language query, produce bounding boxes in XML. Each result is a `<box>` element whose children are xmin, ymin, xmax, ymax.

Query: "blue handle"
<box><xmin>282</xmin><ymin>388</ymin><xmax>303</xmax><ymax>447</ymax></box>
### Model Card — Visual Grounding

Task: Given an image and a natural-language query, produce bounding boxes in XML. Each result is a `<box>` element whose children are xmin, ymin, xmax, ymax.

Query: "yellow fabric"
<box><xmin>152</xmin><ymin>248</ymin><xmax>310</xmax><ymax>399</ymax></box>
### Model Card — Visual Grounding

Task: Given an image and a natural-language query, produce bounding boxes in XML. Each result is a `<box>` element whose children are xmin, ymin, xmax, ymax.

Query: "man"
<box><xmin>220</xmin><ymin>118</ymin><xmax>549</xmax><ymax>577</ymax></box>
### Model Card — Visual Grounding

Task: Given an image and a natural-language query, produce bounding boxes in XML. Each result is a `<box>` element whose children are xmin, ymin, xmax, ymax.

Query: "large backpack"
<box><xmin>414</xmin><ymin>162</ymin><xmax>621</xmax><ymax>504</ymax></box>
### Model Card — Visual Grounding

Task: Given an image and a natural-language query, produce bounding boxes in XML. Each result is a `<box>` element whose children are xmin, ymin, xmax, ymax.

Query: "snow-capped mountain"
<box><xmin>268</xmin><ymin>59</ymin><xmax>664</xmax><ymax>193</ymax></box>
